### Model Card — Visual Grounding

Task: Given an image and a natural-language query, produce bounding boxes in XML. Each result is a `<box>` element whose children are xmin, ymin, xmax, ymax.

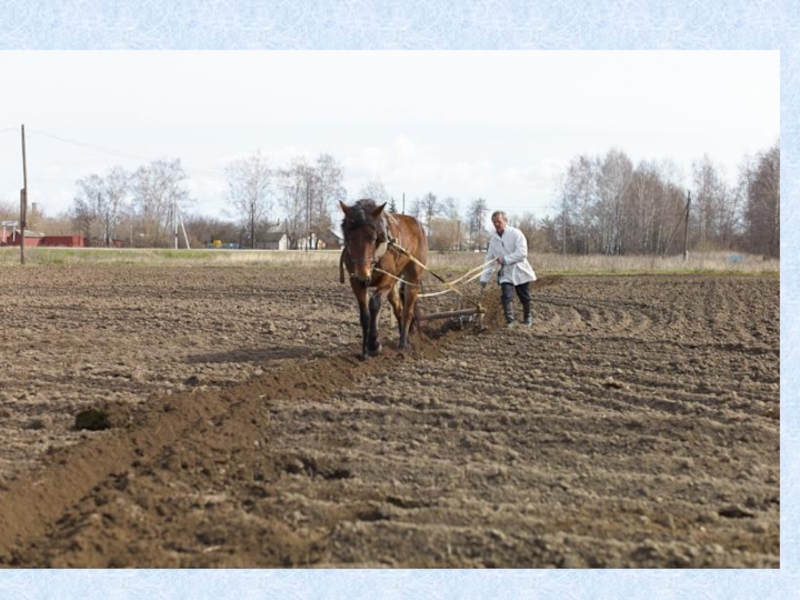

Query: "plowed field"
<box><xmin>0</xmin><ymin>264</ymin><xmax>779</xmax><ymax>568</ymax></box>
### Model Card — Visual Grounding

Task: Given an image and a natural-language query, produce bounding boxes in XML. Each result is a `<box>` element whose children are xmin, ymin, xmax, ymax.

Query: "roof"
<box><xmin>318</xmin><ymin>229</ymin><xmax>343</xmax><ymax>242</ymax></box>
<box><xmin>263</xmin><ymin>232</ymin><xmax>288</xmax><ymax>242</ymax></box>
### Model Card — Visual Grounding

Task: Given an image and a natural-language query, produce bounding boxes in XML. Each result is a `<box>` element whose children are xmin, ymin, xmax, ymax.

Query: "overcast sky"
<box><xmin>0</xmin><ymin>50</ymin><xmax>779</xmax><ymax>224</ymax></box>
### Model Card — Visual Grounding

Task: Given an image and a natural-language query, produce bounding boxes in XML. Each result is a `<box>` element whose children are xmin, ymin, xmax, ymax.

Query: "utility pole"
<box><xmin>562</xmin><ymin>194</ymin><xmax>567</xmax><ymax>256</ymax></box>
<box><xmin>173</xmin><ymin>199</ymin><xmax>179</xmax><ymax>249</ymax></box>
<box><xmin>683</xmin><ymin>191</ymin><xmax>691</xmax><ymax>261</ymax></box>
<box><xmin>20</xmin><ymin>124</ymin><xmax>28</xmax><ymax>265</ymax></box>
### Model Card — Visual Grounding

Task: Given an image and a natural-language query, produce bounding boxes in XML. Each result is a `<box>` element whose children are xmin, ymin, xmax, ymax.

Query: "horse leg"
<box><xmin>398</xmin><ymin>283</ymin><xmax>420</xmax><ymax>350</ymax></box>
<box><xmin>388</xmin><ymin>283</ymin><xmax>404</xmax><ymax>337</ymax></box>
<box><xmin>352</xmin><ymin>282</ymin><xmax>371</xmax><ymax>361</ymax></box>
<box><xmin>367</xmin><ymin>288</ymin><xmax>389</xmax><ymax>356</ymax></box>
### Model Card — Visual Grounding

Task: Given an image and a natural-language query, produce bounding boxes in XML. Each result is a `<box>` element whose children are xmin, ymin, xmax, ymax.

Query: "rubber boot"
<box><xmin>503</xmin><ymin>302</ymin><xmax>516</xmax><ymax>328</ymax></box>
<box><xmin>522</xmin><ymin>300</ymin><xmax>532</xmax><ymax>327</ymax></box>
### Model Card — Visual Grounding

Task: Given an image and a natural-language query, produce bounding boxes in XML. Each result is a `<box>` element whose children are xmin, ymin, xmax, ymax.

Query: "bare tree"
<box><xmin>559</xmin><ymin>155</ymin><xmax>598</xmax><ymax>254</ymax></box>
<box><xmin>71</xmin><ymin>174</ymin><xmax>104</xmax><ymax>243</ymax></box>
<box><xmin>411</xmin><ymin>192</ymin><xmax>441</xmax><ymax>239</ymax></box>
<box><xmin>277</xmin><ymin>157</ymin><xmax>311</xmax><ymax>249</ymax></box>
<box><xmin>514</xmin><ymin>212</ymin><xmax>538</xmax><ymax>250</ymax></box>
<box><xmin>743</xmin><ymin>141</ymin><xmax>780</xmax><ymax>257</ymax></box>
<box><xmin>103</xmin><ymin>166</ymin><xmax>128</xmax><ymax>246</ymax></box>
<box><xmin>129</xmin><ymin>159</ymin><xmax>192</xmax><ymax>247</ymax></box>
<box><xmin>182</xmin><ymin>214</ymin><xmax>242</xmax><ymax>249</ymax></box>
<box><xmin>225</xmin><ymin>151</ymin><xmax>273</xmax><ymax>249</ymax></box>
<box><xmin>596</xmin><ymin>149</ymin><xmax>633</xmax><ymax>254</ymax></box>
<box><xmin>467</xmin><ymin>197</ymin><xmax>489</xmax><ymax>250</ymax></box>
<box><xmin>277</xmin><ymin>154</ymin><xmax>346</xmax><ymax>249</ymax></box>
<box><xmin>70</xmin><ymin>168</ymin><xmax>127</xmax><ymax>246</ymax></box>
<box><xmin>691</xmin><ymin>155</ymin><xmax>732</xmax><ymax>251</ymax></box>
<box><xmin>314</xmin><ymin>153</ymin><xmax>346</xmax><ymax>242</ymax></box>
<box><xmin>428</xmin><ymin>216</ymin><xmax>463</xmax><ymax>251</ymax></box>
<box><xmin>359</xmin><ymin>180</ymin><xmax>390</xmax><ymax>204</ymax></box>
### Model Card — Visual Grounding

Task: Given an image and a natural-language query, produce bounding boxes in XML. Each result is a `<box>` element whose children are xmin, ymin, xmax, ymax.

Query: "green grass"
<box><xmin>0</xmin><ymin>247</ymin><xmax>343</xmax><ymax>267</ymax></box>
<box><xmin>0</xmin><ymin>246</ymin><xmax>779</xmax><ymax>275</ymax></box>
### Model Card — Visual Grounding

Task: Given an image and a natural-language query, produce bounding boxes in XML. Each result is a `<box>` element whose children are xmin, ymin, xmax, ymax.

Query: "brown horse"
<box><xmin>339</xmin><ymin>199</ymin><xmax>428</xmax><ymax>361</ymax></box>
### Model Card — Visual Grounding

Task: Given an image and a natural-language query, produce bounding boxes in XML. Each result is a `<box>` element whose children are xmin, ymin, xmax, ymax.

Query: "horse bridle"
<box><xmin>344</xmin><ymin>214</ymin><xmax>396</xmax><ymax>269</ymax></box>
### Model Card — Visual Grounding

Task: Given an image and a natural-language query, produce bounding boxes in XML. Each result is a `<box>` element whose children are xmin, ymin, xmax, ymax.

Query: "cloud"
<box><xmin>343</xmin><ymin>146</ymin><xmax>389</xmax><ymax>178</ymax></box>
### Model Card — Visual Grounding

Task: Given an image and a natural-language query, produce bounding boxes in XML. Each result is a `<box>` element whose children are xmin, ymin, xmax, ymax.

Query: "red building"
<box><xmin>1</xmin><ymin>229</ymin><xmax>85</xmax><ymax>247</ymax></box>
<box><xmin>39</xmin><ymin>235</ymin><xmax>86</xmax><ymax>247</ymax></box>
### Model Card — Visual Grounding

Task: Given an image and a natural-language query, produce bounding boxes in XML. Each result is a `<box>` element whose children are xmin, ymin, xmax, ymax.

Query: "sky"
<box><xmin>0</xmin><ymin>50</ymin><xmax>779</xmax><ymax>225</ymax></box>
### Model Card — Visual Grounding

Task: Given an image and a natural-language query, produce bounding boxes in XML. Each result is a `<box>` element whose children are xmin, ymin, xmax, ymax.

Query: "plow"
<box><xmin>417</xmin><ymin>296</ymin><xmax>486</xmax><ymax>331</ymax></box>
<box><xmin>340</xmin><ymin>240</ymin><xmax>492</xmax><ymax>333</ymax></box>
<box><xmin>391</xmin><ymin>242</ymin><xmax>492</xmax><ymax>332</ymax></box>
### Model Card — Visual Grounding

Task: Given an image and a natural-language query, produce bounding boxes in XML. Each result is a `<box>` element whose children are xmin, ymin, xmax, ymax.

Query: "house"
<box><xmin>1</xmin><ymin>228</ymin><xmax>46</xmax><ymax>247</ymax></box>
<box><xmin>262</xmin><ymin>231</ymin><xmax>289</xmax><ymax>250</ymax></box>
<box><xmin>318</xmin><ymin>229</ymin><xmax>344</xmax><ymax>250</ymax></box>
<box><xmin>39</xmin><ymin>235</ymin><xmax>86</xmax><ymax>247</ymax></box>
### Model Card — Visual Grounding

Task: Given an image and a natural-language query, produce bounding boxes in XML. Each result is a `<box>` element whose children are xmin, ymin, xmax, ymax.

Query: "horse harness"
<box><xmin>340</xmin><ymin>212</ymin><xmax>400</xmax><ymax>284</ymax></box>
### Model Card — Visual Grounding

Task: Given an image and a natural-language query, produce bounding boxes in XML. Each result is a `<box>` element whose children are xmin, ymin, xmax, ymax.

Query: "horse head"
<box><xmin>340</xmin><ymin>199</ymin><xmax>387</xmax><ymax>285</ymax></box>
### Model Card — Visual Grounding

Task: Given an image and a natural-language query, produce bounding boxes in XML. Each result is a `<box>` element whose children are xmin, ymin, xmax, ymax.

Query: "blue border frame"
<box><xmin>0</xmin><ymin>2</ymin><xmax>792</xmax><ymax>598</ymax></box>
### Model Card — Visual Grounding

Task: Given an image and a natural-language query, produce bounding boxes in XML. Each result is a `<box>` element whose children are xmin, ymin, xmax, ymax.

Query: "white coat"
<box><xmin>480</xmin><ymin>225</ymin><xmax>536</xmax><ymax>286</ymax></box>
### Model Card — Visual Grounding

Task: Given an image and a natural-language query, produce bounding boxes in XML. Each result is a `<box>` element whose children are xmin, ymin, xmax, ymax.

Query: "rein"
<box><xmin>340</xmin><ymin>212</ymin><xmax>492</xmax><ymax>311</ymax></box>
<box><xmin>373</xmin><ymin>239</ymin><xmax>495</xmax><ymax>309</ymax></box>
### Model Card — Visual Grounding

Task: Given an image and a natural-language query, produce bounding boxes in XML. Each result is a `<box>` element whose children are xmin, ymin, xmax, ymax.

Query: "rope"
<box><xmin>376</xmin><ymin>241</ymin><xmax>497</xmax><ymax>309</ymax></box>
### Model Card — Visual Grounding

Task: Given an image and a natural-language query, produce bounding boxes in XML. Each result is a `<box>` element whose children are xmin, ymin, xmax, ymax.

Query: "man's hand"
<box><xmin>496</xmin><ymin>257</ymin><xmax>504</xmax><ymax>266</ymax></box>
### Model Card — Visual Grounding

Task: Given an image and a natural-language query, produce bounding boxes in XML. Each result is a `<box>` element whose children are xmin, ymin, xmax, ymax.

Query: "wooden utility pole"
<box><xmin>683</xmin><ymin>191</ymin><xmax>691</xmax><ymax>261</ymax></box>
<box><xmin>306</xmin><ymin>181</ymin><xmax>311</xmax><ymax>252</ymax></box>
<box><xmin>20</xmin><ymin>124</ymin><xmax>28</xmax><ymax>265</ymax></box>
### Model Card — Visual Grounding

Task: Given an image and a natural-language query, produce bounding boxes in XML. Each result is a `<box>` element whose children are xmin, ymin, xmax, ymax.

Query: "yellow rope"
<box><xmin>373</xmin><ymin>242</ymin><xmax>496</xmax><ymax>308</ymax></box>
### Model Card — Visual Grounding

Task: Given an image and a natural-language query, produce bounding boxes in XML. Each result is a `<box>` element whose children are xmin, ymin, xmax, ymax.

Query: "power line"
<box><xmin>27</xmin><ymin>128</ymin><xmax>230</xmax><ymax>182</ymax></box>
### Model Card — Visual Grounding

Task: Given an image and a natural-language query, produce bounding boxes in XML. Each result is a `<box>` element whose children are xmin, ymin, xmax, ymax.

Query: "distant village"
<box><xmin>0</xmin><ymin>219</ymin><xmax>344</xmax><ymax>251</ymax></box>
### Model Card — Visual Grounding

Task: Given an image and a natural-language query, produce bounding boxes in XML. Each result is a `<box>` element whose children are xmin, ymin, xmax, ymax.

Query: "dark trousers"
<box><xmin>501</xmin><ymin>282</ymin><xmax>531</xmax><ymax>320</ymax></box>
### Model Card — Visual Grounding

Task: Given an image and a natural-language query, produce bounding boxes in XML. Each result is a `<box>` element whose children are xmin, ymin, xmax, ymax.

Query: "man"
<box><xmin>479</xmin><ymin>210</ymin><xmax>536</xmax><ymax>327</ymax></box>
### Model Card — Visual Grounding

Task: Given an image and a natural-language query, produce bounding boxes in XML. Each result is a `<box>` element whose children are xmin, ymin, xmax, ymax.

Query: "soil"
<box><xmin>0</xmin><ymin>264</ymin><xmax>779</xmax><ymax>568</ymax></box>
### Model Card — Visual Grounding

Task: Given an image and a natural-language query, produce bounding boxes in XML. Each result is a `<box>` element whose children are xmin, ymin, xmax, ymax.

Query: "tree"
<box><xmin>0</xmin><ymin>199</ymin><xmax>16</xmax><ymax>221</ymax></box>
<box><xmin>359</xmin><ymin>180</ymin><xmax>390</xmax><ymax>204</ymax></box>
<box><xmin>70</xmin><ymin>167</ymin><xmax>128</xmax><ymax>246</ymax></box>
<box><xmin>743</xmin><ymin>141</ymin><xmax>780</xmax><ymax>257</ymax></box>
<box><xmin>129</xmin><ymin>159</ymin><xmax>192</xmax><ymax>247</ymax></box>
<box><xmin>182</xmin><ymin>214</ymin><xmax>242</xmax><ymax>248</ymax></box>
<box><xmin>514</xmin><ymin>212</ymin><xmax>538</xmax><ymax>250</ymax></box>
<box><xmin>467</xmin><ymin>197</ymin><xmax>489</xmax><ymax>250</ymax></box>
<box><xmin>103</xmin><ymin>166</ymin><xmax>128</xmax><ymax>246</ymax></box>
<box><xmin>411</xmin><ymin>192</ymin><xmax>441</xmax><ymax>237</ymax></box>
<box><xmin>596</xmin><ymin>149</ymin><xmax>633</xmax><ymax>254</ymax></box>
<box><xmin>277</xmin><ymin>157</ymin><xmax>310</xmax><ymax>249</ymax></box>
<box><xmin>313</xmin><ymin>153</ymin><xmax>347</xmax><ymax>244</ymax></box>
<box><xmin>225</xmin><ymin>150</ymin><xmax>273</xmax><ymax>249</ymax></box>
<box><xmin>277</xmin><ymin>154</ymin><xmax>346</xmax><ymax>249</ymax></box>
<box><xmin>691</xmin><ymin>155</ymin><xmax>732</xmax><ymax>251</ymax></box>
<box><xmin>428</xmin><ymin>216</ymin><xmax>463</xmax><ymax>251</ymax></box>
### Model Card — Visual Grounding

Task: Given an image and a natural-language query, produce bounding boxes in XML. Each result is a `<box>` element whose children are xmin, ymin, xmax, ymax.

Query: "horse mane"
<box><xmin>341</xmin><ymin>199</ymin><xmax>383</xmax><ymax>234</ymax></box>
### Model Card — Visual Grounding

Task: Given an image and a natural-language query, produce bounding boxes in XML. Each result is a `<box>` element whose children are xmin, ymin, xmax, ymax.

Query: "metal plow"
<box><xmin>419</xmin><ymin>297</ymin><xmax>486</xmax><ymax>332</ymax></box>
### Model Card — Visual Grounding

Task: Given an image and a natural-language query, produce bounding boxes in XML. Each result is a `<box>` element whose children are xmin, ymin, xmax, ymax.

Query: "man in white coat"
<box><xmin>479</xmin><ymin>210</ymin><xmax>537</xmax><ymax>327</ymax></box>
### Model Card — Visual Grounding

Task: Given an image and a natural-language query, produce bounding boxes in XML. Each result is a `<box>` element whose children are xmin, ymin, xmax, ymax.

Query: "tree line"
<box><xmin>60</xmin><ymin>152</ymin><xmax>347</xmax><ymax>250</ymax></box>
<box><xmin>0</xmin><ymin>141</ymin><xmax>779</xmax><ymax>257</ymax></box>
<box><xmin>543</xmin><ymin>141</ymin><xmax>780</xmax><ymax>258</ymax></box>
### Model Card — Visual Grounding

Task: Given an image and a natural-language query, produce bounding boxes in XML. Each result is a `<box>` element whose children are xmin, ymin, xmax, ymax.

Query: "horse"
<box><xmin>339</xmin><ymin>199</ymin><xmax>428</xmax><ymax>361</ymax></box>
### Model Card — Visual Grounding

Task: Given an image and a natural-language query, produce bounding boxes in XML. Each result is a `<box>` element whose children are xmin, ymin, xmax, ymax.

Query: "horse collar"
<box><xmin>373</xmin><ymin>212</ymin><xmax>394</xmax><ymax>262</ymax></box>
